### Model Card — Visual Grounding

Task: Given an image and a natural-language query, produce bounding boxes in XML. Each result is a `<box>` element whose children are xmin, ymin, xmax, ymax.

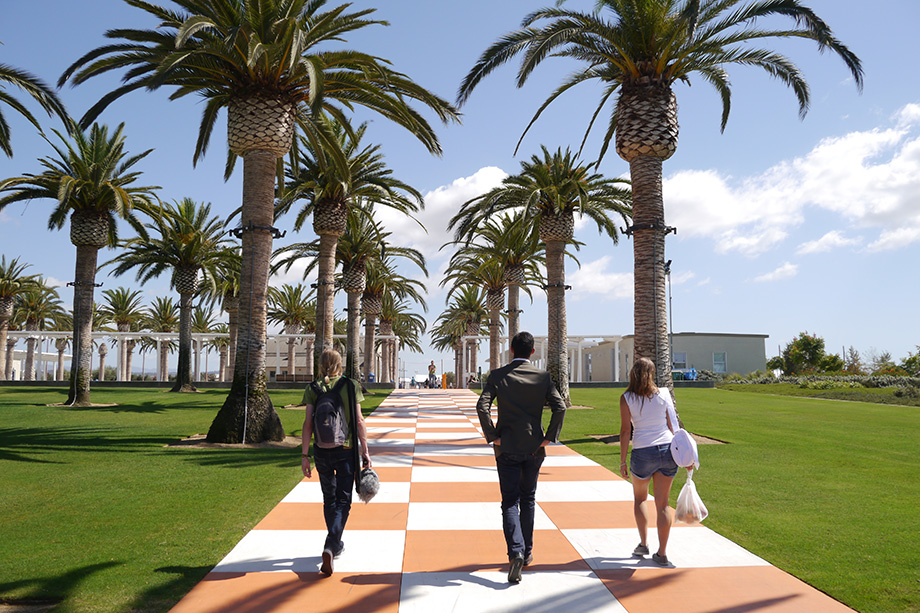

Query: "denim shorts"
<box><xmin>630</xmin><ymin>444</ymin><xmax>678</xmax><ymax>479</ymax></box>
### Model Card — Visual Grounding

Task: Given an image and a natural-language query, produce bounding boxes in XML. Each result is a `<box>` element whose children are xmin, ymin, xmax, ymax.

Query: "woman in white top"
<box><xmin>619</xmin><ymin>357</ymin><xmax>678</xmax><ymax>566</ymax></box>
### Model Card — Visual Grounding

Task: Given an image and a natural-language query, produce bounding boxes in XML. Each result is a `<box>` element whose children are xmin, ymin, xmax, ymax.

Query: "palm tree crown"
<box><xmin>458</xmin><ymin>0</ymin><xmax>864</xmax><ymax>160</ymax></box>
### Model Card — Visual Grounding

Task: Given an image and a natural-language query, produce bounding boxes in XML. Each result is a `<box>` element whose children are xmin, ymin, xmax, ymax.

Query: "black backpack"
<box><xmin>312</xmin><ymin>377</ymin><xmax>351</xmax><ymax>448</ymax></box>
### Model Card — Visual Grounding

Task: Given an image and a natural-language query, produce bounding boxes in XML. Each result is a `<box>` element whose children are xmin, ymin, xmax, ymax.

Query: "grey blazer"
<box><xmin>476</xmin><ymin>359</ymin><xmax>567</xmax><ymax>457</ymax></box>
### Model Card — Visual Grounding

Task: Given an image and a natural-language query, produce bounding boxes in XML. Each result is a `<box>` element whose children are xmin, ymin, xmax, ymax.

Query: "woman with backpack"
<box><xmin>301</xmin><ymin>348</ymin><xmax>371</xmax><ymax>576</ymax></box>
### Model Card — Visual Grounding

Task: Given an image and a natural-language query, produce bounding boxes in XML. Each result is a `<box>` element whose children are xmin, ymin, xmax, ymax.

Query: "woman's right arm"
<box><xmin>302</xmin><ymin>404</ymin><xmax>314</xmax><ymax>478</ymax></box>
<box><xmin>619</xmin><ymin>395</ymin><xmax>632</xmax><ymax>479</ymax></box>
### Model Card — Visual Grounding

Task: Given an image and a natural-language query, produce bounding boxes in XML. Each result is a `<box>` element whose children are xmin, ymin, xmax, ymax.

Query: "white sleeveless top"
<box><xmin>624</xmin><ymin>389</ymin><xmax>675</xmax><ymax>449</ymax></box>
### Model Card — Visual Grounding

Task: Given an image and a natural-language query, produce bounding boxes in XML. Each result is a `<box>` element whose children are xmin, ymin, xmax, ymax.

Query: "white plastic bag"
<box><xmin>675</xmin><ymin>469</ymin><xmax>708</xmax><ymax>524</ymax></box>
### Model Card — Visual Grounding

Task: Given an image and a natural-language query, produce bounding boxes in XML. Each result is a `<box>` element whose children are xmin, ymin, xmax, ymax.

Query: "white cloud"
<box><xmin>753</xmin><ymin>262</ymin><xmax>798</xmax><ymax>283</ymax></box>
<box><xmin>670</xmin><ymin>270</ymin><xmax>696</xmax><ymax>285</ymax></box>
<box><xmin>796</xmin><ymin>230</ymin><xmax>863</xmax><ymax>255</ymax></box>
<box><xmin>375</xmin><ymin>166</ymin><xmax>507</xmax><ymax>256</ymax></box>
<box><xmin>663</xmin><ymin>103</ymin><xmax>920</xmax><ymax>254</ymax></box>
<box><xmin>568</xmin><ymin>256</ymin><xmax>633</xmax><ymax>301</ymax></box>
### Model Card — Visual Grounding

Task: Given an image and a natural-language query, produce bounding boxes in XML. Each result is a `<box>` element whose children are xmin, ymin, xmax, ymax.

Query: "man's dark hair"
<box><xmin>511</xmin><ymin>331</ymin><xmax>535</xmax><ymax>358</ymax></box>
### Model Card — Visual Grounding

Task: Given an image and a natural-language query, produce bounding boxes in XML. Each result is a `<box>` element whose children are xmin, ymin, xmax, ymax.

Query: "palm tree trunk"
<box><xmin>363</xmin><ymin>316</ymin><xmax>377</xmax><ymax>382</ymax></box>
<box><xmin>224</xmin><ymin>296</ymin><xmax>239</xmax><ymax>381</ymax></box>
<box><xmin>379</xmin><ymin>321</ymin><xmax>392</xmax><ymax>384</ymax></box>
<box><xmin>284</xmin><ymin>323</ymin><xmax>298</xmax><ymax>378</ymax></box>
<box><xmin>313</xmin><ymin>233</ymin><xmax>338</xmax><ymax>378</ymax></box>
<box><xmin>545</xmin><ymin>238</ymin><xmax>570</xmax><ymax>403</ymax></box>
<box><xmin>158</xmin><ymin>343</ymin><xmax>168</xmax><ymax>382</ymax></box>
<box><xmin>24</xmin><ymin>322</ymin><xmax>38</xmax><ymax>381</ymax></box>
<box><xmin>116</xmin><ymin>323</ymin><xmax>129</xmax><ymax>381</ymax></box>
<box><xmin>454</xmin><ymin>342</ymin><xmax>462</xmax><ymax>388</ymax></box>
<box><xmin>207</xmin><ymin>150</ymin><xmax>284</xmax><ymax>443</ymax></box>
<box><xmin>194</xmin><ymin>339</ymin><xmax>201</xmax><ymax>383</ymax></box>
<box><xmin>66</xmin><ymin>244</ymin><xmax>99</xmax><ymax>405</ymax></box>
<box><xmin>345</xmin><ymin>291</ymin><xmax>361</xmax><ymax>381</ymax></box>
<box><xmin>489</xmin><ymin>307</ymin><xmax>501</xmax><ymax>372</ymax></box>
<box><xmin>172</xmin><ymin>292</ymin><xmax>196</xmax><ymax>392</ymax></box>
<box><xmin>0</xmin><ymin>298</ymin><xmax>12</xmax><ymax>379</ymax></box>
<box><xmin>507</xmin><ymin>284</ymin><xmax>521</xmax><ymax>343</ymax></box>
<box><xmin>630</xmin><ymin>155</ymin><xmax>673</xmax><ymax>392</ymax></box>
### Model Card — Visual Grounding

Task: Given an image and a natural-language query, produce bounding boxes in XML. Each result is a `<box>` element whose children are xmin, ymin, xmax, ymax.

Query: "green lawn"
<box><xmin>3</xmin><ymin>386</ymin><xmax>918</xmax><ymax>612</ymax></box>
<box><xmin>0</xmin><ymin>386</ymin><xmax>385</xmax><ymax>612</ymax></box>
<box><xmin>566</xmin><ymin>387</ymin><xmax>920</xmax><ymax>613</ymax></box>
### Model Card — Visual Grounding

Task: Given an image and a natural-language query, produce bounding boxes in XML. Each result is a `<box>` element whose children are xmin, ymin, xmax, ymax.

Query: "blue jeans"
<box><xmin>314</xmin><ymin>445</ymin><xmax>355</xmax><ymax>553</ymax></box>
<box><xmin>496</xmin><ymin>452</ymin><xmax>544</xmax><ymax>560</ymax></box>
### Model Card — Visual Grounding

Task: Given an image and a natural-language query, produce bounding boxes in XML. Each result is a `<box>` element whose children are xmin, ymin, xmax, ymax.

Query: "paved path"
<box><xmin>171</xmin><ymin>389</ymin><xmax>853</xmax><ymax>612</ymax></box>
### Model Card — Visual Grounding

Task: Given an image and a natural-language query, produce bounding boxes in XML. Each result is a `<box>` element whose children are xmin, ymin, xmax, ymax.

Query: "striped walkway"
<box><xmin>171</xmin><ymin>389</ymin><xmax>853</xmax><ymax>612</ymax></box>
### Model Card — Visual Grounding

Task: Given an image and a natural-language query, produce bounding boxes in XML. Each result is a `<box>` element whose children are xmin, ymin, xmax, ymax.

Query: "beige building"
<box><xmin>579</xmin><ymin>332</ymin><xmax>768</xmax><ymax>382</ymax></box>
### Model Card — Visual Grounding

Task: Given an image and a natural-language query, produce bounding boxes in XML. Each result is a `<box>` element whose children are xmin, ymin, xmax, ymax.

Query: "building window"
<box><xmin>713</xmin><ymin>352</ymin><xmax>727</xmax><ymax>373</ymax></box>
<box><xmin>673</xmin><ymin>352</ymin><xmax>687</xmax><ymax>370</ymax></box>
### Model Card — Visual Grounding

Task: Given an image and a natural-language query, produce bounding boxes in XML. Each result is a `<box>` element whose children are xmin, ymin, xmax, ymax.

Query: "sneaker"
<box><xmin>333</xmin><ymin>542</ymin><xmax>345</xmax><ymax>559</ymax></box>
<box><xmin>652</xmin><ymin>553</ymin><xmax>670</xmax><ymax>567</ymax></box>
<box><xmin>632</xmin><ymin>543</ymin><xmax>650</xmax><ymax>557</ymax></box>
<box><xmin>320</xmin><ymin>549</ymin><xmax>334</xmax><ymax>576</ymax></box>
<box><xmin>523</xmin><ymin>553</ymin><xmax>533</xmax><ymax>566</ymax></box>
<box><xmin>508</xmin><ymin>554</ymin><xmax>524</xmax><ymax>583</ymax></box>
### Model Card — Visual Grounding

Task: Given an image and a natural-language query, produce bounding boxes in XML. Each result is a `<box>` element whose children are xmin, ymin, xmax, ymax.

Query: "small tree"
<box><xmin>775</xmin><ymin>332</ymin><xmax>844</xmax><ymax>375</ymax></box>
<box><xmin>845</xmin><ymin>346</ymin><xmax>864</xmax><ymax>375</ymax></box>
<box><xmin>900</xmin><ymin>347</ymin><xmax>920</xmax><ymax>377</ymax></box>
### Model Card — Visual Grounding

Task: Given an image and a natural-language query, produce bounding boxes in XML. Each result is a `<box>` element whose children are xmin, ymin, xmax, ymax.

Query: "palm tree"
<box><xmin>0</xmin><ymin>122</ymin><xmax>158</xmax><ymax>405</ymax></box>
<box><xmin>107</xmin><ymin>199</ymin><xmax>236</xmax><ymax>392</ymax></box>
<box><xmin>442</xmin><ymin>286</ymin><xmax>489</xmax><ymax>388</ymax></box>
<box><xmin>361</xmin><ymin>258</ymin><xmax>428</xmax><ymax>383</ymax></box>
<box><xmin>191</xmin><ymin>306</ymin><xmax>216</xmax><ymax>381</ymax></box>
<box><xmin>144</xmin><ymin>297</ymin><xmax>179</xmax><ymax>383</ymax></box>
<box><xmin>457</xmin><ymin>0</ymin><xmax>863</xmax><ymax>389</ymax></box>
<box><xmin>61</xmin><ymin>0</ymin><xmax>459</xmax><ymax>443</ymax></box>
<box><xmin>279</xmin><ymin>120</ymin><xmax>424</xmax><ymax>378</ymax></box>
<box><xmin>0</xmin><ymin>255</ymin><xmax>38</xmax><ymax>379</ymax></box>
<box><xmin>431</xmin><ymin>309</ymin><xmax>467</xmax><ymax>387</ymax></box>
<box><xmin>100</xmin><ymin>287</ymin><xmax>145</xmax><ymax>381</ymax></box>
<box><xmin>0</xmin><ymin>62</ymin><xmax>68</xmax><ymax>157</ymax></box>
<box><xmin>50</xmin><ymin>310</ymin><xmax>74</xmax><ymax>381</ymax></box>
<box><xmin>266</xmin><ymin>284</ymin><xmax>314</xmax><ymax>381</ymax></box>
<box><xmin>380</xmin><ymin>294</ymin><xmax>426</xmax><ymax>384</ymax></box>
<box><xmin>451</xmin><ymin>147</ymin><xmax>630</xmax><ymax>400</ymax></box>
<box><xmin>14</xmin><ymin>279</ymin><xmax>64</xmax><ymax>381</ymax></box>
<box><xmin>442</xmin><ymin>255</ymin><xmax>507</xmax><ymax>375</ymax></box>
<box><xmin>209</xmin><ymin>323</ymin><xmax>231</xmax><ymax>383</ymax></box>
<box><xmin>273</xmin><ymin>206</ymin><xmax>426</xmax><ymax>380</ymax></box>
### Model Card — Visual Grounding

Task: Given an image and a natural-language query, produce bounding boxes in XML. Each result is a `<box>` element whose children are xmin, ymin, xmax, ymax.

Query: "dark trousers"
<box><xmin>496</xmin><ymin>452</ymin><xmax>544</xmax><ymax>559</ymax></box>
<box><xmin>314</xmin><ymin>445</ymin><xmax>355</xmax><ymax>553</ymax></box>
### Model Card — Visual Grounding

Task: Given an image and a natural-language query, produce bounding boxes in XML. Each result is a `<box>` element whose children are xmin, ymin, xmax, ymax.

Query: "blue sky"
<box><xmin>2</xmin><ymin>0</ymin><xmax>919</xmax><ymax>375</ymax></box>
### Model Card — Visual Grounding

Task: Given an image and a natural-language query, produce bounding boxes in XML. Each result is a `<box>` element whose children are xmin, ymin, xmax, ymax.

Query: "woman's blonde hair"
<box><xmin>320</xmin><ymin>348</ymin><xmax>343</xmax><ymax>383</ymax></box>
<box><xmin>626</xmin><ymin>357</ymin><xmax>658</xmax><ymax>398</ymax></box>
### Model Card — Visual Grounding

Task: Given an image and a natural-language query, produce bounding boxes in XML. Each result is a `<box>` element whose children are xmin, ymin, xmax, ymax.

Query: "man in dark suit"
<box><xmin>477</xmin><ymin>331</ymin><xmax>567</xmax><ymax>584</ymax></box>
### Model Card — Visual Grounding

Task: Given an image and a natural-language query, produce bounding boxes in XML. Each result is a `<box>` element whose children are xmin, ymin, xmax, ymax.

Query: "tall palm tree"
<box><xmin>50</xmin><ymin>310</ymin><xmax>74</xmax><ymax>381</ymax></box>
<box><xmin>451</xmin><ymin>147</ymin><xmax>630</xmax><ymax>400</ymax></box>
<box><xmin>279</xmin><ymin>120</ymin><xmax>424</xmax><ymax>378</ymax></box>
<box><xmin>0</xmin><ymin>122</ymin><xmax>158</xmax><ymax>405</ymax></box>
<box><xmin>380</xmin><ymin>294</ymin><xmax>426</xmax><ymax>384</ymax></box>
<box><xmin>0</xmin><ymin>255</ymin><xmax>38</xmax><ymax>379</ymax></box>
<box><xmin>441</xmin><ymin>286</ymin><xmax>489</xmax><ymax>387</ymax></box>
<box><xmin>431</xmin><ymin>309</ymin><xmax>468</xmax><ymax>387</ymax></box>
<box><xmin>107</xmin><ymin>199</ymin><xmax>236</xmax><ymax>392</ymax></box>
<box><xmin>14</xmin><ymin>279</ymin><xmax>64</xmax><ymax>381</ymax></box>
<box><xmin>144</xmin><ymin>297</ymin><xmax>179</xmax><ymax>382</ymax></box>
<box><xmin>209</xmin><ymin>323</ymin><xmax>231</xmax><ymax>383</ymax></box>
<box><xmin>274</xmin><ymin>206</ymin><xmax>426</xmax><ymax>380</ymax></box>
<box><xmin>191</xmin><ymin>306</ymin><xmax>216</xmax><ymax>381</ymax></box>
<box><xmin>442</xmin><ymin>255</ymin><xmax>507</xmax><ymax>375</ymax></box>
<box><xmin>457</xmin><ymin>0</ymin><xmax>863</xmax><ymax>389</ymax></box>
<box><xmin>0</xmin><ymin>62</ymin><xmax>68</xmax><ymax>157</ymax></box>
<box><xmin>100</xmin><ymin>287</ymin><xmax>145</xmax><ymax>381</ymax></box>
<box><xmin>361</xmin><ymin>258</ymin><xmax>428</xmax><ymax>383</ymax></box>
<box><xmin>61</xmin><ymin>0</ymin><xmax>459</xmax><ymax>443</ymax></box>
<box><xmin>266</xmin><ymin>283</ymin><xmax>314</xmax><ymax>381</ymax></box>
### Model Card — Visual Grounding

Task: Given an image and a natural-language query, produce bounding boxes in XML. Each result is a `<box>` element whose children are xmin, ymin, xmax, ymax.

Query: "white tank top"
<box><xmin>624</xmin><ymin>389</ymin><xmax>675</xmax><ymax>449</ymax></box>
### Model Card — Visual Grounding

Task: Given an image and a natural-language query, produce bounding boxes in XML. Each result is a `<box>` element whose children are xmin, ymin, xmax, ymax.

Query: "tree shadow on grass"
<box><xmin>128</xmin><ymin>565</ymin><xmax>213</xmax><ymax>612</ymax></box>
<box><xmin>167</xmin><ymin>446</ymin><xmax>301</xmax><ymax>469</ymax></box>
<box><xmin>0</xmin><ymin>426</ymin><xmax>177</xmax><ymax>463</ymax></box>
<box><xmin>0</xmin><ymin>561</ymin><xmax>120</xmax><ymax>607</ymax></box>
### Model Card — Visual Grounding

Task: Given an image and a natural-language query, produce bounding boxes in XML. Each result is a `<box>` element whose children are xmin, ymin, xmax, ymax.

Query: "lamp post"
<box><xmin>665</xmin><ymin>260</ymin><xmax>673</xmax><ymax>377</ymax></box>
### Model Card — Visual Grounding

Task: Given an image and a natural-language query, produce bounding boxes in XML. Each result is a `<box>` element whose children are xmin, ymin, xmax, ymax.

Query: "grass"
<box><xmin>0</xmin><ymin>386</ymin><xmax>385</xmax><ymax>612</ymax></box>
<box><xmin>718</xmin><ymin>382</ymin><xmax>920</xmax><ymax>407</ymax></box>
<box><xmin>565</xmin><ymin>387</ymin><xmax>920</xmax><ymax>613</ymax></box>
